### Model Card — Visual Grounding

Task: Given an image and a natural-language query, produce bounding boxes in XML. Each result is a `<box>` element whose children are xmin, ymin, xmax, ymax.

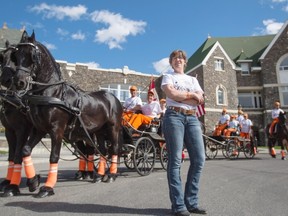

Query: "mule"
<box><xmin>266</xmin><ymin>111</ymin><xmax>288</xmax><ymax>160</ymax></box>
<box><xmin>0</xmin><ymin>41</ymin><xmax>41</xmax><ymax>196</ymax></box>
<box><xmin>12</xmin><ymin>31</ymin><xmax>123</xmax><ymax>198</ymax></box>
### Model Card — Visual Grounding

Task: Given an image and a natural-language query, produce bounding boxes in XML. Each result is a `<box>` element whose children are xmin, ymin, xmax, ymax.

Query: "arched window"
<box><xmin>216</xmin><ymin>85</ymin><xmax>227</xmax><ymax>105</ymax></box>
<box><xmin>278</xmin><ymin>55</ymin><xmax>288</xmax><ymax>106</ymax></box>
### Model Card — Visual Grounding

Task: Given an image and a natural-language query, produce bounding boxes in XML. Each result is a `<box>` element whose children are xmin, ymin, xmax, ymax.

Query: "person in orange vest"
<box><xmin>223</xmin><ymin>115</ymin><xmax>239</xmax><ymax>137</ymax></box>
<box><xmin>122</xmin><ymin>86</ymin><xmax>143</xmax><ymax>125</ymax></box>
<box><xmin>128</xmin><ymin>90</ymin><xmax>162</xmax><ymax>131</ymax></box>
<box><xmin>239</xmin><ymin>113</ymin><xmax>253</xmax><ymax>139</ymax></box>
<box><xmin>213</xmin><ymin>108</ymin><xmax>230</xmax><ymax>136</ymax></box>
<box><xmin>269</xmin><ymin>101</ymin><xmax>284</xmax><ymax>136</ymax></box>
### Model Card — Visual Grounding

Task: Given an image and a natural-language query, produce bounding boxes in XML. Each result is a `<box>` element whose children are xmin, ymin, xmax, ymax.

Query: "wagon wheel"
<box><xmin>221</xmin><ymin>141</ymin><xmax>229</xmax><ymax>158</ymax></box>
<box><xmin>133</xmin><ymin>137</ymin><xmax>156</xmax><ymax>176</ymax></box>
<box><xmin>205</xmin><ymin>137</ymin><xmax>218</xmax><ymax>159</ymax></box>
<box><xmin>226</xmin><ymin>139</ymin><xmax>239</xmax><ymax>159</ymax></box>
<box><xmin>160</xmin><ymin>142</ymin><xmax>168</xmax><ymax>170</ymax></box>
<box><xmin>243</xmin><ymin>142</ymin><xmax>255</xmax><ymax>159</ymax></box>
<box><xmin>122</xmin><ymin>144</ymin><xmax>135</xmax><ymax>169</ymax></box>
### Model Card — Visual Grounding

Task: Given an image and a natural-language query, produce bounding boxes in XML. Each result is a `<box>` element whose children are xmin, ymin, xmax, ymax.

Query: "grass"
<box><xmin>0</xmin><ymin>150</ymin><xmax>8</xmax><ymax>155</ymax></box>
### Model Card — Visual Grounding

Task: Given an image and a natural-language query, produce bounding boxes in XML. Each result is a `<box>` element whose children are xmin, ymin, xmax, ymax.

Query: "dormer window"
<box><xmin>240</xmin><ymin>63</ymin><xmax>250</xmax><ymax>75</ymax></box>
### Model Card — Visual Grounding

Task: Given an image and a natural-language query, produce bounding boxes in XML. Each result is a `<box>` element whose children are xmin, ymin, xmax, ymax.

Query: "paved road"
<box><xmin>0</xmin><ymin>145</ymin><xmax>288</xmax><ymax>216</ymax></box>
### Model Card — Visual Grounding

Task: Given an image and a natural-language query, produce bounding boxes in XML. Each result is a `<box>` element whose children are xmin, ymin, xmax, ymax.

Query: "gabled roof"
<box><xmin>186</xmin><ymin>34</ymin><xmax>275</xmax><ymax>72</ymax></box>
<box><xmin>0</xmin><ymin>28</ymin><xmax>23</xmax><ymax>51</ymax></box>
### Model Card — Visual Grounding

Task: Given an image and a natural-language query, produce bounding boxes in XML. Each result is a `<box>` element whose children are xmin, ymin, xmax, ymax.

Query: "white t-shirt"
<box><xmin>123</xmin><ymin>96</ymin><xmax>142</xmax><ymax>111</ymax></box>
<box><xmin>141</xmin><ymin>101</ymin><xmax>162</xmax><ymax>117</ymax></box>
<box><xmin>240</xmin><ymin>119</ymin><xmax>253</xmax><ymax>133</ymax></box>
<box><xmin>161</xmin><ymin>72</ymin><xmax>203</xmax><ymax>110</ymax></box>
<box><xmin>219</xmin><ymin>114</ymin><xmax>230</xmax><ymax>124</ymax></box>
<box><xmin>271</xmin><ymin>108</ymin><xmax>284</xmax><ymax>119</ymax></box>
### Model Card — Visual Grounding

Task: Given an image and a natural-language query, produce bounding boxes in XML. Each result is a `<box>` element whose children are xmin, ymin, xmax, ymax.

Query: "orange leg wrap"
<box><xmin>78</xmin><ymin>156</ymin><xmax>86</xmax><ymax>171</ymax></box>
<box><xmin>271</xmin><ymin>148</ymin><xmax>276</xmax><ymax>156</ymax></box>
<box><xmin>110</xmin><ymin>155</ymin><xmax>118</xmax><ymax>174</ymax></box>
<box><xmin>87</xmin><ymin>155</ymin><xmax>94</xmax><ymax>172</ymax></box>
<box><xmin>6</xmin><ymin>161</ymin><xmax>14</xmax><ymax>180</ymax></box>
<box><xmin>23</xmin><ymin>156</ymin><xmax>36</xmax><ymax>178</ymax></box>
<box><xmin>97</xmin><ymin>156</ymin><xmax>106</xmax><ymax>175</ymax></box>
<box><xmin>281</xmin><ymin>150</ymin><xmax>286</xmax><ymax>158</ymax></box>
<box><xmin>10</xmin><ymin>164</ymin><xmax>22</xmax><ymax>185</ymax></box>
<box><xmin>45</xmin><ymin>163</ymin><xmax>58</xmax><ymax>188</ymax></box>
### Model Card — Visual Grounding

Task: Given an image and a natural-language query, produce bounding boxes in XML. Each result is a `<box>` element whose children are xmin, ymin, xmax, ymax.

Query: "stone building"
<box><xmin>1</xmin><ymin>21</ymin><xmax>288</xmax><ymax>145</ymax></box>
<box><xmin>185</xmin><ymin>20</ymin><xmax>288</xmax><ymax>145</ymax></box>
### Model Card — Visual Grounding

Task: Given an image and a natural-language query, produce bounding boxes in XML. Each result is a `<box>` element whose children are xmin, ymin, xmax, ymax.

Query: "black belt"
<box><xmin>167</xmin><ymin>106</ymin><xmax>196</xmax><ymax>116</ymax></box>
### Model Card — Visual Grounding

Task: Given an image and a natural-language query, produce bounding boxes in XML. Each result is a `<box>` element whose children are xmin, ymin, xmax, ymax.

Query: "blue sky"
<box><xmin>1</xmin><ymin>0</ymin><xmax>287</xmax><ymax>75</ymax></box>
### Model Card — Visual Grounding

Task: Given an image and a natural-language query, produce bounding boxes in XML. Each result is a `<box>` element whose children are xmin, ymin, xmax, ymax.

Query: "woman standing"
<box><xmin>161</xmin><ymin>50</ymin><xmax>206</xmax><ymax>216</ymax></box>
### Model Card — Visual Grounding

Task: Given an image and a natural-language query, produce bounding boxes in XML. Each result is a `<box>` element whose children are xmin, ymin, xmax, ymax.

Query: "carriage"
<box><xmin>121</xmin><ymin>118</ymin><xmax>167</xmax><ymax>176</ymax></box>
<box><xmin>203</xmin><ymin>131</ymin><xmax>257</xmax><ymax>160</ymax></box>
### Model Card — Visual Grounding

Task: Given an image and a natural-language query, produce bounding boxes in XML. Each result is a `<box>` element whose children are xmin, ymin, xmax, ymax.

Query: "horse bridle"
<box><xmin>14</xmin><ymin>43</ymin><xmax>64</xmax><ymax>95</ymax></box>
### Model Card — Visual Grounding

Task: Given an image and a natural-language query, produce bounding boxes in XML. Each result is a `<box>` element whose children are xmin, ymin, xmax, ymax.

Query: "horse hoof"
<box><xmin>87</xmin><ymin>171</ymin><xmax>94</xmax><ymax>180</ymax></box>
<box><xmin>26</xmin><ymin>174</ymin><xmax>41</xmax><ymax>192</ymax></box>
<box><xmin>0</xmin><ymin>179</ymin><xmax>11</xmax><ymax>192</ymax></box>
<box><xmin>104</xmin><ymin>174</ymin><xmax>117</xmax><ymax>183</ymax></box>
<box><xmin>74</xmin><ymin>171</ymin><xmax>87</xmax><ymax>180</ymax></box>
<box><xmin>92</xmin><ymin>174</ymin><xmax>104</xmax><ymax>183</ymax></box>
<box><xmin>282</xmin><ymin>157</ymin><xmax>286</xmax><ymax>160</ymax></box>
<box><xmin>271</xmin><ymin>155</ymin><xmax>276</xmax><ymax>158</ymax></box>
<box><xmin>2</xmin><ymin>184</ymin><xmax>20</xmax><ymax>197</ymax></box>
<box><xmin>35</xmin><ymin>186</ymin><xmax>54</xmax><ymax>198</ymax></box>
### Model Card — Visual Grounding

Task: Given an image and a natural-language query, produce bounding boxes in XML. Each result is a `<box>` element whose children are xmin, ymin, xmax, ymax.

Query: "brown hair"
<box><xmin>169</xmin><ymin>50</ymin><xmax>187</xmax><ymax>69</ymax></box>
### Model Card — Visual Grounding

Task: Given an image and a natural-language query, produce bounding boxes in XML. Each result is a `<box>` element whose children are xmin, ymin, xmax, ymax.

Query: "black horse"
<box><xmin>266</xmin><ymin>111</ymin><xmax>288</xmax><ymax>160</ymax></box>
<box><xmin>0</xmin><ymin>42</ymin><xmax>40</xmax><ymax>197</ymax></box>
<box><xmin>11</xmin><ymin>31</ymin><xmax>123</xmax><ymax>198</ymax></box>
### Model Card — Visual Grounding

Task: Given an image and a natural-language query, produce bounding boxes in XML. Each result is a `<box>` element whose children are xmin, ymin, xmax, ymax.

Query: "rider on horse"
<box><xmin>269</xmin><ymin>101</ymin><xmax>284</xmax><ymax>136</ymax></box>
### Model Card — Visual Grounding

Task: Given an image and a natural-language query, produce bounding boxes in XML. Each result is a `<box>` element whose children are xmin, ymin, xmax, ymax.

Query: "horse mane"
<box><xmin>35</xmin><ymin>41</ymin><xmax>63</xmax><ymax>80</ymax></box>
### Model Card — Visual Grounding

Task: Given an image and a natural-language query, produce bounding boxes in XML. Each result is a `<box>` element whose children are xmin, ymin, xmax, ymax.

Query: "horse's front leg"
<box><xmin>21</xmin><ymin>129</ymin><xmax>46</xmax><ymax>195</ymax></box>
<box><xmin>36</xmin><ymin>133</ymin><xmax>63</xmax><ymax>198</ymax></box>
<box><xmin>2</xmin><ymin>128</ymin><xmax>31</xmax><ymax>197</ymax></box>
<box><xmin>105</xmin><ymin>128</ymin><xmax>120</xmax><ymax>183</ymax></box>
<box><xmin>268</xmin><ymin>138</ymin><xmax>276</xmax><ymax>158</ymax></box>
<box><xmin>0</xmin><ymin>129</ymin><xmax>17</xmax><ymax>193</ymax></box>
<box><xmin>280</xmin><ymin>139</ymin><xmax>287</xmax><ymax>160</ymax></box>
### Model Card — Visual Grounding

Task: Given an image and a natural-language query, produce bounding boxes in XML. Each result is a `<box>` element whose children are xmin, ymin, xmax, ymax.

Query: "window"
<box><xmin>238</xmin><ymin>91</ymin><xmax>262</xmax><ymax>108</ymax></box>
<box><xmin>100</xmin><ymin>84</ymin><xmax>147</xmax><ymax>104</ymax></box>
<box><xmin>278</xmin><ymin>56</ymin><xmax>288</xmax><ymax>106</ymax></box>
<box><xmin>216</xmin><ymin>85</ymin><xmax>227</xmax><ymax>105</ymax></box>
<box><xmin>214</xmin><ymin>59</ymin><xmax>224</xmax><ymax>71</ymax></box>
<box><xmin>241</xmin><ymin>63</ymin><xmax>250</xmax><ymax>75</ymax></box>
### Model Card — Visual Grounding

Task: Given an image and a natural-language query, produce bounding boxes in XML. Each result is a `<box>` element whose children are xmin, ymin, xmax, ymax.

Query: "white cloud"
<box><xmin>262</xmin><ymin>19</ymin><xmax>284</xmax><ymax>34</ymax></box>
<box><xmin>43</xmin><ymin>42</ymin><xmax>57</xmax><ymax>50</ymax></box>
<box><xmin>153</xmin><ymin>57</ymin><xmax>173</xmax><ymax>74</ymax></box>
<box><xmin>29</xmin><ymin>3</ymin><xmax>87</xmax><ymax>20</ymax></box>
<box><xmin>71</xmin><ymin>31</ymin><xmax>85</xmax><ymax>40</ymax></box>
<box><xmin>272</xmin><ymin>0</ymin><xmax>286</xmax><ymax>2</ymax></box>
<box><xmin>84</xmin><ymin>61</ymin><xmax>100</xmax><ymax>68</ymax></box>
<box><xmin>90</xmin><ymin>10</ymin><xmax>146</xmax><ymax>49</ymax></box>
<box><xmin>57</xmin><ymin>28</ymin><xmax>69</xmax><ymax>36</ymax></box>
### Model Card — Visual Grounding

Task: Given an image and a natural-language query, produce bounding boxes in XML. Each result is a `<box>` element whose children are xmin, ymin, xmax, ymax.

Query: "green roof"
<box><xmin>0</xmin><ymin>28</ymin><xmax>23</xmax><ymax>50</ymax></box>
<box><xmin>186</xmin><ymin>35</ymin><xmax>275</xmax><ymax>71</ymax></box>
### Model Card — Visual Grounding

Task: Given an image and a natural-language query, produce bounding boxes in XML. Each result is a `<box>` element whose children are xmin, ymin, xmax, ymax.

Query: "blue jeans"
<box><xmin>162</xmin><ymin>109</ymin><xmax>205</xmax><ymax>213</ymax></box>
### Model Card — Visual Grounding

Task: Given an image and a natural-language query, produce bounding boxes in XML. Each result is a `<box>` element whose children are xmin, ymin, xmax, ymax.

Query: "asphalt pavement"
<box><xmin>0</xmin><ymin>140</ymin><xmax>288</xmax><ymax>216</ymax></box>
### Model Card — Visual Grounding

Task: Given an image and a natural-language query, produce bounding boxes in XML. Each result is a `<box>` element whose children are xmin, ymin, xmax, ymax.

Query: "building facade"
<box><xmin>1</xmin><ymin>21</ymin><xmax>288</xmax><ymax>145</ymax></box>
<box><xmin>185</xmin><ymin>20</ymin><xmax>288</xmax><ymax>145</ymax></box>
